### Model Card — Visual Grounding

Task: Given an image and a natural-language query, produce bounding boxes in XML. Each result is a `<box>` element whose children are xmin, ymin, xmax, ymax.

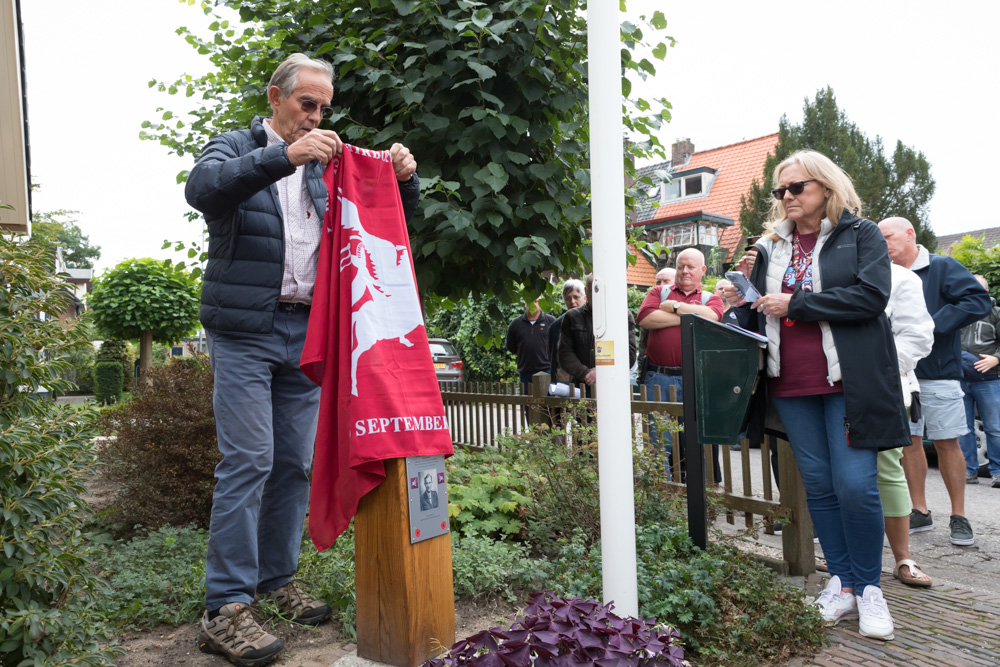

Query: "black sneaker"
<box><xmin>198</xmin><ymin>602</ymin><xmax>284</xmax><ymax>667</ymax></box>
<box><xmin>909</xmin><ymin>509</ymin><xmax>933</xmax><ymax>534</ymax></box>
<box><xmin>949</xmin><ymin>515</ymin><xmax>975</xmax><ymax>546</ymax></box>
<box><xmin>992</xmin><ymin>474</ymin><xmax>1000</xmax><ymax>488</ymax></box>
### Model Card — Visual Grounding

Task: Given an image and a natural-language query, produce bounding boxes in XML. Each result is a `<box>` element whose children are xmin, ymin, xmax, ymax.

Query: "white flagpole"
<box><xmin>586</xmin><ymin>1</ymin><xmax>639</xmax><ymax>616</ymax></box>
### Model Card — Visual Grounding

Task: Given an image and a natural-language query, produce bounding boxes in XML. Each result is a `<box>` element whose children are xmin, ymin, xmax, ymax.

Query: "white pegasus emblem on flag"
<box><xmin>338</xmin><ymin>194</ymin><xmax>425</xmax><ymax>396</ymax></box>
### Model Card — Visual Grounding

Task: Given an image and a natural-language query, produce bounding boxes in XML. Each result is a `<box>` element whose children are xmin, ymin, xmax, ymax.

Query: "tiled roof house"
<box><xmin>625</xmin><ymin>243</ymin><xmax>658</xmax><ymax>288</ymax></box>
<box><xmin>632</xmin><ymin>134</ymin><xmax>779</xmax><ymax>265</ymax></box>
<box><xmin>935</xmin><ymin>226</ymin><xmax>1000</xmax><ymax>255</ymax></box>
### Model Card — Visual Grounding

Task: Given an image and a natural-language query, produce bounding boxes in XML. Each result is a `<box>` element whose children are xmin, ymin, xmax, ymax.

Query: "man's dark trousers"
<box><xmin>204</xmin><ymin>308</ymin><xmax>321</xmax><ymax>611</ymax></box>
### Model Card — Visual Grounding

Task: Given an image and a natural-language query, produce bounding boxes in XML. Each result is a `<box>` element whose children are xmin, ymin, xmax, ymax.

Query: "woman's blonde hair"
<box><xmin>762</xmin><ymin>150</ymin><xmax>863</xmax><ymax>240</ymax></box>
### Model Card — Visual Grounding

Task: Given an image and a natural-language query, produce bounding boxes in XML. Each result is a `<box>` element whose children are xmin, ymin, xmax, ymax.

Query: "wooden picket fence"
<box><xmin>438</xmin><ymin>373</ymin><xmax>816</xmax><ymax>576</ymax></box>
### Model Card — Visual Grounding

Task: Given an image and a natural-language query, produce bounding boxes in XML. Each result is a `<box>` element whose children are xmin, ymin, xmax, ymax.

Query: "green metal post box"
<box><xmin>680</xmin><ymin>313</ymin><xmax>765</xmax><ymax>548</ymax></box>
<box><xmin>688</xmin><ymin>316</ymin><xmax>765</xmax><ymax>445</ymax></box>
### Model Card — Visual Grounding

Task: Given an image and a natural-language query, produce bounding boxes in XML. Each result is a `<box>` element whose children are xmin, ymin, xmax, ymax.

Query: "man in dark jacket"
<box><xmin>959</xmin><ymin>275</ymin><xmax>1000</xmax><ymax>487</ymax></box>
<box><xmin>879</xmin><ymin>217</ymin><xmax>991</xmax><ymax>547</ymax></box>
<box><xmin>185</xmin><ymin>53</ymin><xmax>418</xmax><ymax>665</ymax></box>
<box><xmin>558</xmin><ymin>275</ymin><xmax>637</xmax><ymax>388</ymax></box>
<box><xmin>505</xmin><ymin>299</ymin><xmax>556</xmax><ymax>388</ymax></box>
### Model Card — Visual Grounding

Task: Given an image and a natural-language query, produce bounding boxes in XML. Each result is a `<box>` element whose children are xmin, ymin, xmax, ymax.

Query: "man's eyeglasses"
<box><xmin>771</xmin><ymin>179</ymin><xmax>817</xmax><ymax>200</ymax></box>
<box><xmin>299</xmin><ymin>97</ymin><xmax>334</xmax><ymax>119</ymax></box>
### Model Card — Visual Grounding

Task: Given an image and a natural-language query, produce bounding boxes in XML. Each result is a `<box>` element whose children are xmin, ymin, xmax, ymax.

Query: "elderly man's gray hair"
<box><xmin>267</xmin><ymin>53</ymin><xmax>335</xmax><ymax>98</ymax></box>
<box><xmin>562</xmin><ymin>279</ymin><xmax>585</xmax><ymax>297</ymax></box>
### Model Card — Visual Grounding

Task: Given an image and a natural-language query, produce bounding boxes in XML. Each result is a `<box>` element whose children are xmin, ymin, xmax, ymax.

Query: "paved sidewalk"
<box><xmin>720</xmin><ymin>450</ymin><xmax>1000</xmax><ymax>666</ymax></box>
<box><xmin>792</xmin><ymin>574</ymin><xmax>1000</xmax><ymax>666</ymax></box>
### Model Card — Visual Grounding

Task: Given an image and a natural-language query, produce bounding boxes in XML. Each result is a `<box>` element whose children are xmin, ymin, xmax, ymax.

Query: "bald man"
<box><xmin>656</xmin><ymin>267</ymin><xmax>676</xmax><ymax>287</ymax></box>
<box><xmin>637</xmin><ymin>268</ymin><xmax>677</xmax><ymax>371</ymax></box>
<box><xmin>878</xmin><ymin>216</ymin><xmax>991</xmax><ymax>546</ymax></box>
<box><xmin>637</xmin><ymin>249</ymin><xmax>724</xmax><ymax>480</ymax></box>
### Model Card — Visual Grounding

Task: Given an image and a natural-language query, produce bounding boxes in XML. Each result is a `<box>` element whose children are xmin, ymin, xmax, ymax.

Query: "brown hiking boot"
<box><xmin>197</xmin><ymin>602</ymin><xmax>284</xmax><ymax>667</ymax></box>
<box><xmin>256</xmin><ymin>580</ymin><xmax>332</xmax><ymax>626</ymax></box>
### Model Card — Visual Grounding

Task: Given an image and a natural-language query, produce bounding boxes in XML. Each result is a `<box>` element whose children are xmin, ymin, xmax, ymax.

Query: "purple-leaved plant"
<box><xmin>426</xmin><ymin>591</ymin><xmax>689</xmax><ymax>666</ymax></box>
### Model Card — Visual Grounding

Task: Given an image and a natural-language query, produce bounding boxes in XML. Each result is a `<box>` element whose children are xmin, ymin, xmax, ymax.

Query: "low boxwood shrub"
<box><xmin>96</xmin><ymin>338</ymin><xmax>134</xmax><ymax>392</ymax></box>
<box><xmin>427</xmin><ymin>591</ymin><xmax>688</xmax><ymax>666</ymax></box>
<box><xmin>99</xmin><ymin>354</ymin><xmax>219</xmax><ymax>531</ymax></box>
<box><xmin>93</xmin><ymin>359</ymin><xmax>123</xmax><ymax>404</ymax></box>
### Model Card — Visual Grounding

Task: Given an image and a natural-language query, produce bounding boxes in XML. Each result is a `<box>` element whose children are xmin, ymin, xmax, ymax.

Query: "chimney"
<box><xmin>671</xmin><ymin>138</ymin><xmax>694</xmax><ymax>166</ymax></box>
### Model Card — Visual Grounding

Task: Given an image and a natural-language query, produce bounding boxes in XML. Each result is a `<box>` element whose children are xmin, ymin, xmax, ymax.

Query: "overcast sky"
<box><xmin>22</xmin><ymin>0</ymin><xmax>1000</xmax><ymax>275</ymax></box>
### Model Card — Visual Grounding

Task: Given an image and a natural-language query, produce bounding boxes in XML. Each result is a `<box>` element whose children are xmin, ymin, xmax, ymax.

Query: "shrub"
<box><xmin>0</xmin><ymin>234</ymin><xmax>120</xmax><ymax>665</ymax></box>
<box><xmin>446</xmin><ymin>447</ymin><xmax>532</xmax><ymax>540</ymax></box>
<box><xmin>426</xmin><ymin>293</ymin><xmax>520</xmax><ymax>382</ymax></box>
<box><xmin>451</xmin><ymin>536</ymin><xmax>539</xmax><ymax>602</ymax></box>
<box><xmin>99</xmin><ymin>354</ymin><xmax>219</xmax><ymax>531</ymax></box>
<box><xmin>97</xmin><ymin>338</ymin><xmax>135</xmax><ymax>391</ymax></box>
<box><xmin>92</xmin><ymin>524</ymin><xmax>209</xmax><ymax>631</ymax></box>
<box><xmin>542</xmin><ymin>523</ymin><xmax>826</xmax><ymax>666</ymax></box>
<box><xmin>92</xmin><ymin>522</ymin><xmax>359</xmax><ymax>639</ymax></box>
<box><xmin>65</xmin><ymin>339</ymin><xmax>97</xmax><ymax>395</ymax></box>
<box><xmin>427</xmin><ymin>592</ymin><xmax>688</xmax><ymax>666</ymax></box>
<box><xmin>93</xmin><ymin>360</ymin><xmax>123</xmax><ymax>404</ymax></box>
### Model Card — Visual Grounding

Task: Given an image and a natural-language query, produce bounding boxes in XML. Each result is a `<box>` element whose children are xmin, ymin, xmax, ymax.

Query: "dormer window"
<box><xmin>657</xmin><ymin>167</ymin><xmax>716</xmax><ymax>204</ymax></box>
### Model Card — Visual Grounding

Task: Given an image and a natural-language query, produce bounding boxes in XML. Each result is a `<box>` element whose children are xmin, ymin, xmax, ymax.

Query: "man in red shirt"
<box><xmin>637</xmin><ymin>248</ymin><xmax>724</xmax><ymax>480</ymax></box>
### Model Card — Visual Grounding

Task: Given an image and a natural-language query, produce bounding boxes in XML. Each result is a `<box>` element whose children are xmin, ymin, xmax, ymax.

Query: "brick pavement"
<box><xmin>790</xmin><ymin>574</ymin><xmax>1000</xmax><ymax>666</ymax></box>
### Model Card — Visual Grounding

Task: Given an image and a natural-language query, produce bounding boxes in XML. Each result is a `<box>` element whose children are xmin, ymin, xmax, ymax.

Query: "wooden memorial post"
<box><xmin>355</xmin><ymin>457</ymin><xmax>456</xmax><ymax>666</ymax></box>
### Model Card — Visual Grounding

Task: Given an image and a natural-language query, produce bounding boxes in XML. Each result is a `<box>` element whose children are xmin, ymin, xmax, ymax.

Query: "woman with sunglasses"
<box><xmin>721</xmin><ymin>150</ymin><xmax>908</xmax><ymax>641</ymax></box>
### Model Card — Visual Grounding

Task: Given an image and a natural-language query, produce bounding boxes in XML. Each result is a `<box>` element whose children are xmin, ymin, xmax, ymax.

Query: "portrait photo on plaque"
<box><xmin>406</xmin><ymin>455</ymin><xmax>450</xmax><ymax>543</ymax></box>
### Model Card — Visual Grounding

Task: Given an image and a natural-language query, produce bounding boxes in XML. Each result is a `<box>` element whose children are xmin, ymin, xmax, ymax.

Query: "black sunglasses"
<box><xmin>771</xmin><ymin>179</ymin><xmax>817</xmax><ymax>200</ymax></box>
<box><xmin>299</xmin><ymin>97</ymin><xmax>334</xmax><ymax>118</ymax></box>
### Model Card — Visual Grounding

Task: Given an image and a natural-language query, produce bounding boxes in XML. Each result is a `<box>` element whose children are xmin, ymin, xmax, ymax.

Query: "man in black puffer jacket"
<box><xmin>185</xmin><ymin>53</ymin><xmax>419</xmax><ymax>667</ymax></box>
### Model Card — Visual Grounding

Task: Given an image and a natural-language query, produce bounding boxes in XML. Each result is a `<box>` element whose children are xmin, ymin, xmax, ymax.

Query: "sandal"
<box><xmin>893</xmin><ymin>558</ymin><xmax>932</xmax><ymax>588</ymax></box>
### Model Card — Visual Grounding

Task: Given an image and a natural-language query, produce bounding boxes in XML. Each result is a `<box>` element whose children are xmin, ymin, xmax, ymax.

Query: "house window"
<box><xmin>662</xmin><ymin>224</ymin><xmax>695</xmax><ymax>248</ymax></box>
<box><xmin>698</xmin><ymin>223</ymin><xmax>719</xmax><ymax>246</ymax></box>
<box><xmin>171</xmin><ymin>346</ymin><xmax>184</xmax><ymax>357</ymax></box>
<box><xmin>659</xmin><ymin>172</ymin><xmax>713</xmax><ymax>203</ymax></box>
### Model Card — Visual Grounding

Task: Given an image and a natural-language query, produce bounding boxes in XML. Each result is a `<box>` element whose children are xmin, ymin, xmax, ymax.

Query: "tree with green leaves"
<box><xmin>740</xmin><ymin>87</ymin><xmax>936</xmax><ymax>248</ymax></box>
<box><xmin>88</xmin><ymin>259</ymin><xmax>201</xmax><ymax>376</ymax></box>
<box><xmin>30</xmin><ymin>209</ymin><xmax>102</xmax><ymax>269</ymax></box>
<box><xmin>143</xmin><ymin>0</ymin><xmax>672</xmax><ymax>313</ymax></box>
<box><xmin>949</xmin><ymin>234</ymin><xmax>1000</xmax><ymax>300</ymax></box>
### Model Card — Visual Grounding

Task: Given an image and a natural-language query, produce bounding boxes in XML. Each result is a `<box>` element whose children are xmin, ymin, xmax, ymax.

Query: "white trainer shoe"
<box><xmin>856</xmin><ymin>585</ymin><xmax>895</xmax><ymax>641</ymax></box>
<box><xmin>812</xmin><ymin>575</ymin><xmax>859</xmax><ymax>626</ymax></box>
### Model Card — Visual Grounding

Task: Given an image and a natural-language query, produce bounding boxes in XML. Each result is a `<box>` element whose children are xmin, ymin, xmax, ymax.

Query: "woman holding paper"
<box><xmin>721</xmin><ymin>150</ymin><xmax>908</xmax><ymax>641</ymax></box>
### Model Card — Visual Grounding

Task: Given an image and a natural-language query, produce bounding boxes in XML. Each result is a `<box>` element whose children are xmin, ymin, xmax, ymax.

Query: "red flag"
<box><xmin>302</xmin><ymin>146</ymin><xmax>454</xmax><ymax>551</ymax></box>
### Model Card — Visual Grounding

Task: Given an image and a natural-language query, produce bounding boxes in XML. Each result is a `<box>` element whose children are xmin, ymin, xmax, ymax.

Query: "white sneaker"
<box><xmin>856</xmin><ymin>586</ymin><xmax>895</xmax><ymax>641</ymax></box>
<box><xmin>812</xmin><ymin>575</ymin><xmax>858</xmax><ymax>626</ymax></box>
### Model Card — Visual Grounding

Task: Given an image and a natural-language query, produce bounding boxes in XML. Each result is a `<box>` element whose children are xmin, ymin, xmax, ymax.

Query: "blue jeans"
<box><xmin>643</xmin><ymin>370</ymin><xmax>682</xmax><ymax>447</ymax></box>
<box><xmin>960</xmin><ymin>379</ymin><xmax>1000</xmax><ymax>477</ymax></box>
<box><xmin>642</xmin><ymin>371</ymin><xmax>722</xmax><ymax>484</ymax></box>
<box><xmin>772</xmin><ymin>393</ymin><xmax>883</xmax><ymax>590</ymax></box>
<box><xmin>204</xmin><ymin>310</ymin><xmax>322</xmax><ymax>611</ymax></box>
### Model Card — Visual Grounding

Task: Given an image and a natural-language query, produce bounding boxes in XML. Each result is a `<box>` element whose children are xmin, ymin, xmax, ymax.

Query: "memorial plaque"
<box><xmin>406</xmin><ymin>454</ymin><xmax>450</xmax><ymax>543</ymax></box>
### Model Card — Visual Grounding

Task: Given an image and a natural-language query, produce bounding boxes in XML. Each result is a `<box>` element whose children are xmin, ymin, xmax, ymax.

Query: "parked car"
<box><xmin>428</xmin><ymin>338</ymin><xmax>464</xmax><ymax>384</ymax></box>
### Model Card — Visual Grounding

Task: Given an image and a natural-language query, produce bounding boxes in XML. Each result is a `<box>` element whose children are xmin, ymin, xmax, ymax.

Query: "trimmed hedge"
<box><xmin>94</xmin><ymin>360</ymin><xmax>123</xmax><ymax>405</ymax></box>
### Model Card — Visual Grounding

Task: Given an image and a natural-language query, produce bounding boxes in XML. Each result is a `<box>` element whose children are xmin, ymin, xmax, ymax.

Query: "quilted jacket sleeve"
<box><xmin>185</xmin><ymin>131</ymin><xmax>295</xmax><ymax>226</ymax></box>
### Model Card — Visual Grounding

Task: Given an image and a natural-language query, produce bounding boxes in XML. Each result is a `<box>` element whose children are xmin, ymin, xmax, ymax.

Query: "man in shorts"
<box><xmin>879</xmin><ymin>217</ymin><xmax>991</xmax><ymax>546</ymax></box>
